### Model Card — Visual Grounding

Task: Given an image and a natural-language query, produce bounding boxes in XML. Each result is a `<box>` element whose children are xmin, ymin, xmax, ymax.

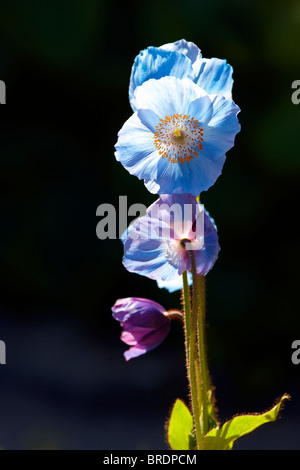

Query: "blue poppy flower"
<box><xmin>121</xmin><ymin>222</ymin><xmax>192</xmax><ymax>293</ymax></box>
<box><xmin>115</xmin><ymin>76</ymin><xmax>240</xmax><ymax>196</ymax></box>
<box><xmin>129</xmin><ymin>39</ymin><xmax>234</xmax><ymax>110</ymax></box>
<box><xmin>122</xmin><ymin>194</ymin><xmax>220</xmax><ymax>283</ymax></box>
<box><xmin>112</xmin><ymin>297</ymin><xmax>171</xmax><ymax>360</ymax></box>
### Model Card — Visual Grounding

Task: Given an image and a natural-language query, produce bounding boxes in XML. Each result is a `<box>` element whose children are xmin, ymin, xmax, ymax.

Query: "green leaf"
<box><xmin>204</xmin><ymin>394</ymin><xmax>290</xmax><ymax>450</ymax></box>
<box><xmin>207</xmin><ymin>389</ymin><xmax>218</xmax><ymax>431</ymax></box>
<box><xmin>167</xmin><ymin>399</ymin><xmax>194</xmax><ymax>450</ymax></box>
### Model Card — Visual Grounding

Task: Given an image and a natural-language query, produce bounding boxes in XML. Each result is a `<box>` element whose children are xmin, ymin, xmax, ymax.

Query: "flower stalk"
<box><xmin>166</xmin><ymin>309</ymin><xmax>184</xmax><ymax>323</ymax></box>
<box><xmin>182</xmin><ymin>268</ymin><xmax>202</xmax><ymax>448</ymax></box>
<box><xmin>194</xmin><ymin>272</ymin><xmax>209</xmax><ymax>436</ymax></box>
<box><xmin>182</xmin><ymin>248</ymin><xmax>211</xmax><ymax>448</ymax></box>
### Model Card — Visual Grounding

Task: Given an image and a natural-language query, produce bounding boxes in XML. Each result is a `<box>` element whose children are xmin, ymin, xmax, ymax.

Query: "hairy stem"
<box><xmin>189</xmin><ymin>249</ymin><xmax>209</xmax><ymax>440</ymax></box>
<box><xmin>182</xmin><ymin>270</ymin><xmax>202</xmax><ymax>448</ymax></box>
<box><xmin>182</xmin><ymin>271</ymin><xmax>191</xmax><ymax>349</ymax></box>
<box><xmin>166</xmin><ymin>309</ymin><xmax>184</xmax><ymax>323</ymax></box>
<box><xmin>194</xmin><ymin>273</ymin><xmax>209</xmax><ymax>435</ymax></box>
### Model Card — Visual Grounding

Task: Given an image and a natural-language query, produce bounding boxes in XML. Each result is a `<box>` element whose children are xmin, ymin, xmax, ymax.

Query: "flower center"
<box><xmin>173</xmin><ymin>127</ymin><xmax>182</xmax><ymax>138</ymax></box>
<box><xmin>180</xmin><ymin>238</ymin><xmax>192</xmax><ymax>249</ymax></box>
<box><xmin>154</xmin><ymin>114</ymin><xmax>204</xmax><ymax>164</ymax></box>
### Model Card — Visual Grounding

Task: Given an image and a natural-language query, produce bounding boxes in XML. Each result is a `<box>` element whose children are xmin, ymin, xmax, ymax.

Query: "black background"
<box><xmin>0</xmin><ymin>0</ymin><xmax>299</xmax><ymax>450</ymax></box>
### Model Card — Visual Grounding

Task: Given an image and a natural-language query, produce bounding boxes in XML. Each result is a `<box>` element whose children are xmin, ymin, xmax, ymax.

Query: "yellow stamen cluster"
<box><xmin>173</xmin><ymin>127</ymin><xmax>182</xmax><ymax>138</ymax></box>
<box><xmin>154</xmin><ymin>114</ymin><xmax>204</xmax><ymax>164</ymax></box>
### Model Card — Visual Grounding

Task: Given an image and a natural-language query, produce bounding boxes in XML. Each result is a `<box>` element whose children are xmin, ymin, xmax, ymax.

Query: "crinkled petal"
<box><xmin>123</xmin><ymin>235</ymin><xmax>184</xmax><ymax>282</ymax></box>
<box><xmin>159</xmin><ymin>39</ymin><xmax>202</xmax><ymax>64</ymax></box>
<box><xmin>144</xmin><ymin>149</ymin><xmax>225</xmax><ymax>196</ymax></box>
<box><xmin>129</xmin><ymin>47</ymin><xmax>193</xmax><ymax>110</ymax></box>
<box><xmin>186</xmin><ymin>95</ymin><xmax>213</xmax><ymax>125</ymax></box>
<box><xmin>124</xmin><ymin>346</ymin><xmax>148</xmax><ymax>361</ymax></box>
<box><xmin>144</xmin><ymin>156</ymin><xmax>191</xmax><ymax>195</ymax></box>
<box><xmin>193</xmin><ymin>210</ymin><xmax>220</xmax><ymax>275</ymax></box>
<box><xmin>137</xmin><ymin>108</ymin><xmax>160</xmax><ymax>134</ymax></box>
<box><xmin>131</xmin><ymin>76</ymin><xmax>207</xmax><ymax>119</ymax></box>
<box><xmin>156</xmin><ymin>270</ymin><xmax>193</xmax><ymax>293</ymax></box>
<box><xmin>112</xmin><ymin>297</ymin><xmax>166</xmax><ymax>323</ymax></box>
<box><xmin>192</xmin><ymin>58</ymin><xmax>233</xmax><ymax>99</ymax></box>
<box><xmin>115</xmin><ymin>112</ymin><xmax>160</xmax><ymax>181</ymax></box>
<box><xmin>122</xmin><ymin>207</ymin><xmax>189</xmax><ymax>281</ymax></box>
<box><xmin>176</xmin><ymin>152</ymin><xmax>226</xmax><ymax>195</ymax></box>
<box><xmin>201</xmin><ymin>94</ymin><xmax>241</xmax><ymax>160</ymax></box>
<box><xmin>122</xmin><ymin>322</ymin><xmax>170</xmax><ymax>348</ymax></box>
<box><xmin>147</xmin><ymin>193</ymin><xmax>201</xmax><ymax>239</ymax></box>
<box><xmin>208</xmin><ymin>93</ymin><xmax>241</xmax><ymax>129</ymax></box>
<box><xmin>121</xmin><ymin>327</ymin><xmax>156</xmax><ymax>346</ymax></box>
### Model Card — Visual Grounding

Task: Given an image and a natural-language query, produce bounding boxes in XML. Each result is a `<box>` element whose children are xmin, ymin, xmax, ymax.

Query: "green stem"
<box><xmin>197</xmin><ymin>275</ymin><xmax>217</xmax><ymax>428</ymax></box>
<box><xmin>182</xmin><ymin>270</ymin><xmax>202</xmax><ymax>449</ymax></box>
<box><xmin>166</xmin><ymin>309</ymin><xmax>184</xmax><ymax>323</ymax></box>
<box><xmin>182</xmin><ymin>271</ymin><xmax>191</xmax><ymax>349</ymax></box>
<box><xmin>189</xmin><ymin>250</ymin><xmax>209</xmax><ymax>438</ymax></box>
<box><xmin>194</xmin><ymin>274</ymin><xmax>209</xmax><ymax>435</ymax></box>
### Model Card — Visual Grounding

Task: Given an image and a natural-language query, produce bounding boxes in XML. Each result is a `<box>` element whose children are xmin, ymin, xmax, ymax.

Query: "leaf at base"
<box><xmin>203</xmin><ymin>394</ymin><xmax>290</xmax><ymax>450</ymax></box>
<box><xmin>167</xmin><ymin>399</ymin><xmax>194</xmax><ymax>450</ymax></box>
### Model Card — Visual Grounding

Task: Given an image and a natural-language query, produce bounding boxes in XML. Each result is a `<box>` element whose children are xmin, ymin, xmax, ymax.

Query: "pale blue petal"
<box><xmin>115</xmin><ymin>112</ymin><xmax>160</xmax><ymax>181</ymax></box>
<box><xmin>194</xmin><ymin>210</ymin><xmax>220</xmax><ymax>275</ymax></box>
<box><xmin>156</xmin><ymin>270</ymin><xmax>193</xmax><ymax>293</ymax></box>
<box><xmin>122</xmin><ymin>214</ymin><xmax>176</xmax><ymax>281</ymax></box>
<box><xmin>185</xmin><ymin>153</ymin><xmax>226</xmax><ymax>194</ymax></box>
<box><xmin>129</xmin><ymin>47</ymin><xmax>193</xmax><ymax>109</ymax></box>
<box><xmin>159</xmin><ymin>39</ymin><xmax>201</xmax><ymax>64</ymax></box>
<box><xmin>187</xmin><ymin>95</ymin><xmax>213</xmax><ymax>125</ymax></box>
<box><xmin>137</xmin><ymin>108</ymin><xmax>160</xmax><ymax>134</ymax></box>
<box><xmin>124</xmin><ymin>346</ymin><xmax>148</xmax><ymax>361</ymax></box>
<box><xmin>145</xmin><ymin>148</ymin><xmax>225</xmax><ymax>196</ymax></box>
<box><xmin>144</xmin><ymin>156</ymin><xmax>191</xmax><ymax>195</ymax></box>
<box><xmin>202</xmin><ymin>95</ymin><xmax>241</xmax><ymax>159</ymax></box>
<box><xmin>122</xmin><ymin>198</ymin><xmax>193</xmax><ymax>281</ymax></box>
<box><xmin>123</xmin><ymin>236</ymin><xmax>181</xmax><ymax>282</ymax></box>
<box><xmin>208</xmin><ymin>94</ymin><xmax>241</xmax><ymax>128</ymax></box>
<box><xmin>132</xmin><ymin>76</ymin><xmax>206</xmax><ymax>119</ymax></box>
<box><xmin>192</xmin><ymin>58</ymin><xmax>233</xmax><ymax>99</ymax></box>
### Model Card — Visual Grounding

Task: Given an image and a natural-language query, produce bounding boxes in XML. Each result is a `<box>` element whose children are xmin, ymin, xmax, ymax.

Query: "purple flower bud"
<box><xmin>112</xmin><ymin>297</ymin><xmax>171</xmax><ymax>361</ymax></box>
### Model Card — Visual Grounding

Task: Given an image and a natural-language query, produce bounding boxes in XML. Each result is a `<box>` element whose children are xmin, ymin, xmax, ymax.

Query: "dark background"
<box><xmin>0</xmin><ymin>0</ymin><xmax>299</xmax><ymax>450</ymax></box>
